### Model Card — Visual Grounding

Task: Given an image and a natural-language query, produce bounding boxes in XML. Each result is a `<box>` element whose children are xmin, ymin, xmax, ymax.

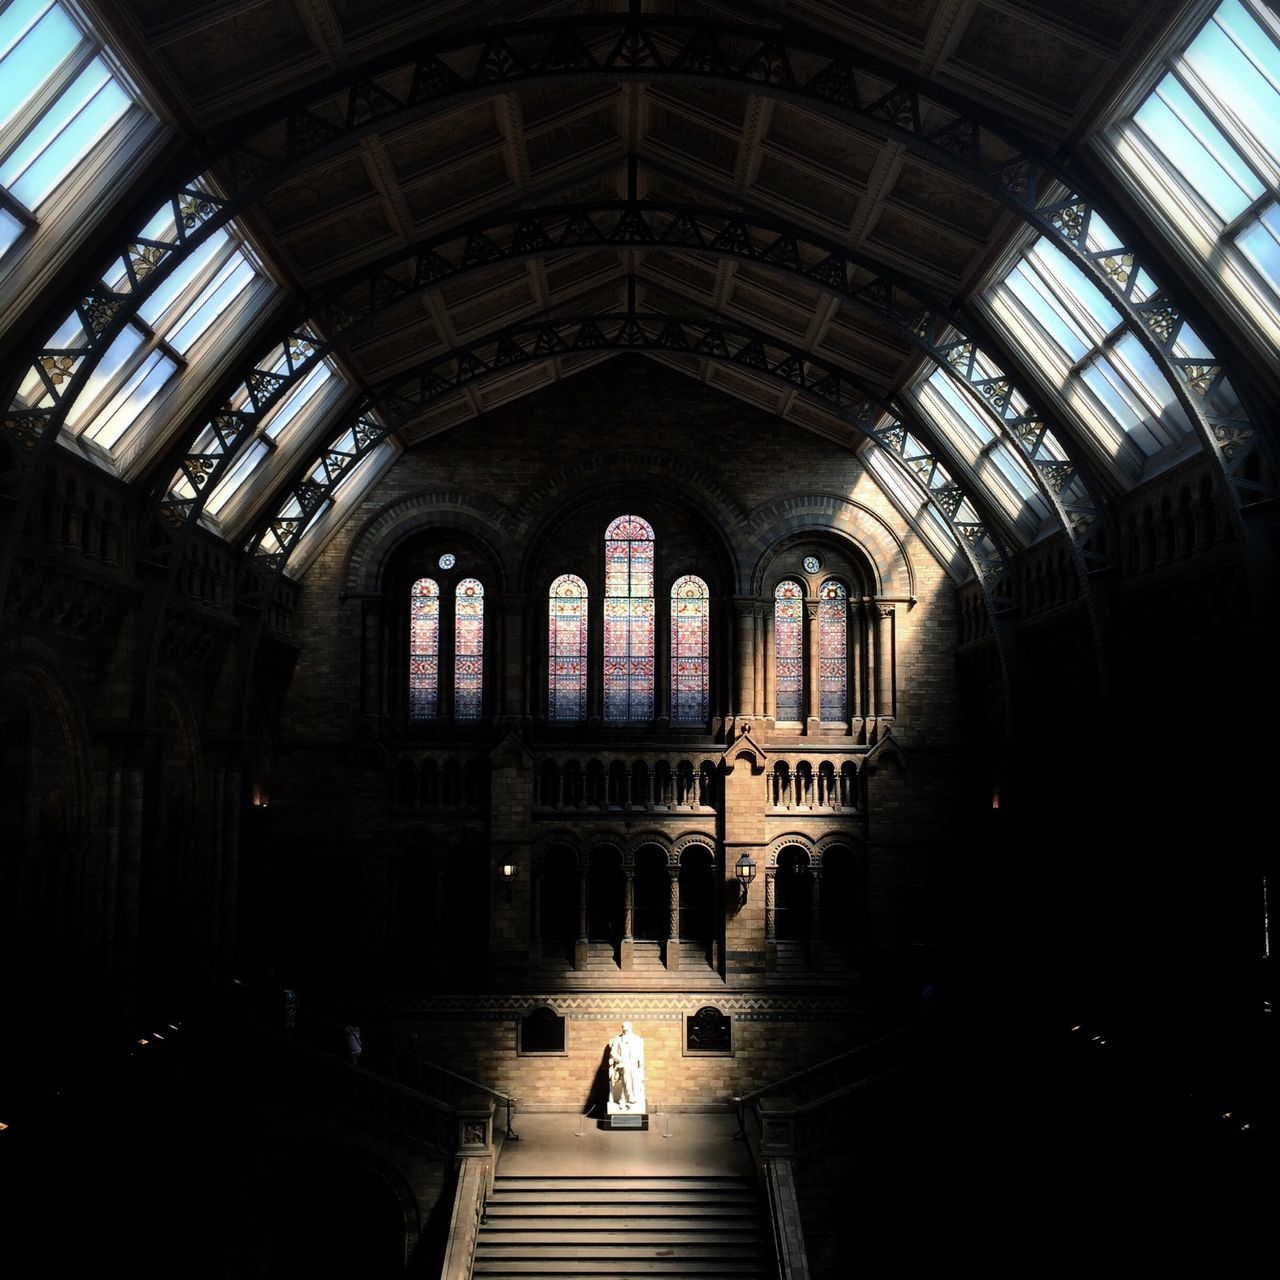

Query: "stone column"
<box><xmin>804</xmin><ymin>599</ymin><xmax>820</xmax><ymax>733</ymax></box>
<box><xmin>862</xmin><ymin>601</ymin><xmax>877</xmax><ymax>723</ymax></box>
<box><xmin>809</xmin><ymin>867</ymin><xmax>823</xmax><ymax>970</ymax></box>
<box><xmin>752</xmin><ymin>605</ymin><xmax>765</xmax><ymax>717</ymax></box>
<box><xmin>734</xmin><ymin>599</ymin><xmax>756</xmax><ymax>727</ymax></box>
<box><xmin>666</xmin><ymin>867</ymin><xmax>681</xmax><ymax>970</ymax></box>
<box><xmin>849</xmin><ymin>599</ymin><xmax>864</xmax><ymax>735</ymax></box>
<box><xmin>765</xmin><ymin>869</ymin><xmax>777</xmax><ymax>972</ymax></box>
<box><xmin>502</xmin><ymin>593</ymin><xmax>525</xmax><ymax>718</ymax></box>
<box><xmin>620</xmin><ymin>867</ymin><xmax>635</xmax><ymax>970</ymax></box>
<box><xmin>763</xmin><ymin>606</ymin><xmax>776</xmax><ymax>725</ymax></box>
<box><xmin>574</xmin><ymin>863</ymin><xmax>589</xmax><ymax>970</ymax></box>
<box><xmin>530</xmin><ymin>862</ymin><xmax>543</xmax><ymax>962</ymax></box>
<box><xmin>875</xmin><ymin>604</ymin><xmax>895</xmax><ymax>726</ymax></box>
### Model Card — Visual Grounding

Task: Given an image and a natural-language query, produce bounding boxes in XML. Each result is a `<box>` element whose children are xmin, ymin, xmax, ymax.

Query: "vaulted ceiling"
<box><xmin>90</xmin><ymin>0</ymin><xmax>1175</xmax><ymax>456</ymax></box>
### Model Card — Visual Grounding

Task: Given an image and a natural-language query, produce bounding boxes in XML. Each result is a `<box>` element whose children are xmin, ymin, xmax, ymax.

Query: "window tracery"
<box><xmin>409</xmin><ymin>577</ymin><xmax>440</xmax><ymax>720</ymax></box>
<box><xmin>774</xmin><ymin>580</ymin><xmax>804</xmax><ymax>723</ymax></box>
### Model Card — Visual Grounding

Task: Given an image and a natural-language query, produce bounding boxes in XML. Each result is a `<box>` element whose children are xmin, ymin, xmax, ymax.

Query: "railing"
<box><xmin>732</xmin><ymin>1027</ymin><xmax>914</xmax><ymax>1132</ymax></box>
<box><xmin>416</xmin><ymin>1059</ymin><xmax>520</xmax><ymax>1142</ymax></box>
<box><xmin>765</xmin><ymin>758</ymin><xmax>860</xmax><ymax>811</ymax></box>
<box><xmin>254</xmin><ymin>1024</ymin><xmax>455</xmax><ymax>1153</ymax></box>
<box><xmin>534</xmin><ymin>753</ymin><xmax>719</xmax><ymax>812</ymax></box>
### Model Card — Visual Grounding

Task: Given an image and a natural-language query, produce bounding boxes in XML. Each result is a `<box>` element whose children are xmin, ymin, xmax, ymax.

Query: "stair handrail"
<box><xmin>731</xmin><ymin>1026</ymin><xmax>913</xmax><ymax>1132</ymax></box>
<box><xmin>298</xmin><ymin>1010</ymin><xmax>521</xmax><ymax>1139</ymax></box>
<box><xmin>415</xmin><ymin>1059</ymin><xmax>520</xmax><ymax>1141</ymax></box>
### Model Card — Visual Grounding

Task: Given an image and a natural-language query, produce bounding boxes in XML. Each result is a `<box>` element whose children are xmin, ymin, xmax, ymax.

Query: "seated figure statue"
<box><xmin>607</xmin><ymin>1021</ymin><xmax>645</xmax><ymax>1114</ymax></box>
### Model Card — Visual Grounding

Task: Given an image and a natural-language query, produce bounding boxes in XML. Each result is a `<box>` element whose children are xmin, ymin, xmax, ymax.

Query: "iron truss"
<box><xmin>239</xmin><ymin>312</ymin><xmax>1020</xmax><ymax>613</ymax></box>
<box><xmin>2</xmin><ymin>12</ymin><xmax>1272</xmax><ymax>608</ymax></box>
<box><xmin>142</xmin><ymin>199</ymin><xmax>1102</xmax><ymax>642</ymax></box>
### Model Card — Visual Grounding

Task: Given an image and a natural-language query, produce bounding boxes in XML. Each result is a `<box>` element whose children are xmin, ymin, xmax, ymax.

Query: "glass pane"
<box><xmin>409</xmin><ymin>578</ymin><xmax>439</xmax><ymax>720</ymax></box>
<box><xmin>603</xmin><ymin>514</ymin><xmax>655</xmax><ymax>721</ymax></box>
<box><xmin>818</xmin><ymin>579</ymin><xmax>847</xmax><ymax>721</ymax></box>
<box><xmin>548</xmin><ymin>574</ymin><xmax>588</xmax><ymax>721</ymax></box>
<box><xmin>63</xmin><ymin>322</ymin><xmax>142</xmax><ymax>427</ymax></box>
<box><xmin>4</xmin><ymin>63</ymin><xmax>129</xmax><ymax>209</ymax></box>
<box><xmin>1187</xmin><ymin>4</ymin><xmax>1280</xmax><ymax>164</ymax></box>
<box><xmin>167</xmin><ymin>255</ymin><xmax>257</xmax><ymax>354</ymax></box>
<box><xmin>0</xmin><ymin>203</ymin><xmax>24</xmax><ymax>257</ymax></box>
<box><xmin>205</xmin><ymin>438</ymin><xmax>270</xmax><ymax>516</ymax></box>
<box><xmin>1238</xmin><ymin>201</ymin><xmax>1280</xmax><ymax>296</ymax></box>
<box><xmin>774</xmin><ymin>580</ymin><xmax>803</xmax><ymax>721</ymax></box>
<box><xmin>136</xmin><ymin>228</ymin><xmax>228</xmax><ymax>326</ymax></box>
<box><xmin>82</xmin><ymin>348</ymin><xmax>175</xmax><ymax>449</ymax></box>
<box><xmin>453</xmin><ymin>578</ymin><xmax>484</xmax><ymax>720</ymax></box>
<box><xmin>0</xmin><ymin>3</ymin><xmax>79</xmax><ymax>134</ymax></box>
<box><xmin>1135</xmin><ymin>77</ymin><xmax>1261</xmax><ymax>221</ymax></box>
<box><xmin>671</xmin><ymin>575</ymin><xmax>709</xmax><ymax>723</ymax></box>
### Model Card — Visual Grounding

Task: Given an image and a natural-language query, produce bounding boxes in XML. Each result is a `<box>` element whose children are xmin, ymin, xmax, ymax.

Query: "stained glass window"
<box><xmin>819</xmin><ymin>579</ymin><xmax>848</xmax><ymax>721</ymax></box>
<box><xmin>549</xmin><ymin>573</ymin><xmax>588</xmax><ymax>721</ymax></box>
<box><xmin>775</xmin><ymin>580</ymin><xmax>804</xmax><ymax>722</ymax></box>
<box><xmin>454</xmin><ymin>577</ymin><xmax>484</xmax><ymax>720</ymax></box>
<box><xmin>409</xmin><ymin>577</ymin><xmax>439</xmax><ymax>719</ymax></box>
<box><xmin>604</xmin><ymin>514</ymin><xmax>655</xmax><ymax>721</ymax></box>
<box><xmin>671</xmin><ymin>575</ymin><xmax>709</xmax><ymax>723</ymax></box>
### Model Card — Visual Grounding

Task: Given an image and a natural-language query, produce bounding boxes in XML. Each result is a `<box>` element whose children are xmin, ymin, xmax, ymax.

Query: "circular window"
<box><xmin>438</xmin><ymin>553</ymin><xmax>456</xmax><ymax>570</ymax></box>
<box><xmin>802</xmin><ymin>555</ymin><xmax>821</xmax><ymax>573</ymax></box>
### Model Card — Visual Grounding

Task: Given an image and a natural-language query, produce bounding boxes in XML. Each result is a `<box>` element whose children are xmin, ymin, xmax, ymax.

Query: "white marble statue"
<box><xmin>607</xmin><ymin>1021</ymin><xmax>645</xmax><ymax>1114</ymax></box>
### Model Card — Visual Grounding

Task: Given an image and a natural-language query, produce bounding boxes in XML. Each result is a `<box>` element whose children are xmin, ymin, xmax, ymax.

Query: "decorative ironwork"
<box><xmin>4</xmin><ymin>11</ymin><xmax>1269</xmax><ymax>635</ymax></box>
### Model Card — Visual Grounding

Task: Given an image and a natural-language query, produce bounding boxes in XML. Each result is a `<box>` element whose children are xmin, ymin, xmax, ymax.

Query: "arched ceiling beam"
<box><xmin>224</xmin><ymin>311</ymin><xmax>1042</xmax><ymax>740</ymax></box>
<box><xmin>2</xmin><ymin>13</ymin><xmax>1270</xmax><ymax>613</ymax></box>
<box><xmin>137</xmin><ymin>201</ymin><xmax>1103</xmax><ymax>637</ymax></box>
<box><xmin>245</xmin><ymin>313</ymin><xmax>1017</xmax><ymax>598</ymax></box>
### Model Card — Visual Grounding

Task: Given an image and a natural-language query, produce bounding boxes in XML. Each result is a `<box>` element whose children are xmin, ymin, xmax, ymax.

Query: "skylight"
<box><xmin>0</xmin><ymin>1</ymin><xmax>146</xmax><ymax>261</ymax></box>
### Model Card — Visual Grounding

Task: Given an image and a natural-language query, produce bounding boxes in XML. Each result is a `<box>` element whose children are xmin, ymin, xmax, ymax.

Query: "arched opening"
<box><xmin>633</xmin><ymin>845</ymin><xmax>669</xmax><ymax>940</ymax></box>
<box><xmin>820</xmin><ymin>845</ymin><xmax>862</xmax><ymax>967</ymax></box>
<box><xmin>588</xmin><ymin>846</ymin><xmax>623</xmax><ymax>946</ymax></box>
<box><xmin>679</xmin><ymin>845</ymin><xmax>717</xmax><ymax>956</ymax></box>
<box><xmin>775</xmin><ymin>846</ymin><xmax>812</xmax><ymax>941</ymax></box>
<box><xmin>540</xmin><ymin>846</ymin><xmax>578</xmax><ymax>961</ymax></box>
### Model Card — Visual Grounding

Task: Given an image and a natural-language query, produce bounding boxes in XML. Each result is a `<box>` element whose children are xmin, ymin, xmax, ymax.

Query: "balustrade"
<box><xmin>533</xmin><ymin>755</ymin><xmax>718</xmax><ymax>812</ymax></box>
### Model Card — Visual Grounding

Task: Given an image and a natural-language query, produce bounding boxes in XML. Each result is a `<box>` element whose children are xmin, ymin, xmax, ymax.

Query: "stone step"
<box><xmin>477</xmin><ymin>1231</ymin><xmax>759</xmax><ymax>1246</ymax></box>
<box><xmin>495</xmin><ymin>1176</ymin><xmax>749</xmax><ymax>1190</ymax></box>
<box><xmin>473</xmin><ymin>1264</ymin><xmax>764</xmax><ymax>1277</ymax></box>
<box><xmin>483</xmin><ymin>1206</ymin><xmax>760</xmax><ymax>1221</ymax></box>
<box><xmin>476</xmin><ymin>1174</ymin><xmax>767</xmax><ymax>1278</ymax></box>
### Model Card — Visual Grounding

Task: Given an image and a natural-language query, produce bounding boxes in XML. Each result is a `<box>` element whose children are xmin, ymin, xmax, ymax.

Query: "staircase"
<box><xmin>474</xmin><ymin>1174</ymin><xmax>769</xmax><ymax>1277</ymax></box>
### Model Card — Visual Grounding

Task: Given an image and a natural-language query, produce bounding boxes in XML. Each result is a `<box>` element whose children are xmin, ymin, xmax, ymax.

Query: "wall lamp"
<box><xmin>500</xmin><ymin>858</ymin><xmax>519</xmax><ymax>902</ymax></box>
<box><xmin>735</xmin><ymin>852</ymin><xmax>757</xmax><ymax>905</ymax></box>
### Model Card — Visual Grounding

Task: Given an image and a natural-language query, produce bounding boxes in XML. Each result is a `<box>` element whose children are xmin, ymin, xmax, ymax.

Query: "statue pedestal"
<box><xmin>606</xmin><ymin>1111</ymin><xmax>647</xmax><ymax>1129</ymax></box>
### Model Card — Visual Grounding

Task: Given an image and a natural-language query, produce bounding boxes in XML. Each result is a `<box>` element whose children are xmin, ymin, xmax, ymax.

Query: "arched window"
<box><xmin>453</xmin><ymin>577</ymin><xmax>484</xmax><ymax>720</ymax></box>
<box><xmin>819</xmin><ymin>579</ymin><xmax>848</xmax><ymax>721</ymax></box>
<box><xmin>604</xmin><ymin>514</ymin><xmax>655</xmax><ymax>722</ymax></box>
<box><xmin>671</xmin><ymin>574</ymin><xmax>709</xmax><ymax>723</ymax></box>
<box><xmin>774</xmin><ymin>580</ymin><xmax>804</xmax><ymax>722</ymax></box>
<box><xmin>409</xmin><ymin>577</ymin><xmax>440</xmax><ymax>719</ymax></box>
<box><xmin>548</xmin><ymin>573</ymin><xmax>588</xmax><ymax>720</ymax></box>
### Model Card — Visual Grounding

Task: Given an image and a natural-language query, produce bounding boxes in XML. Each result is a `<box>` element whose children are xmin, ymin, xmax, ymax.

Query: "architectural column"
<box><xmin>763</xmin><ymin>610</ymin><xmax>775</xmax><ymax>724</ymax></box>
<box><xmin>862</xmin><ymin>601</ymin><xmax>877</xmax><ymax>723</ymax></box>
<box><xmin>502</xmin><ymin>593</ymin><xmax>525</xmax><ymax>718</ymax></box>
<box><xmin>752</xmin><ymin>605</ymin><xmax>765</xmax><ymax>717</ymax></box>
<box><xmin>809</xmin><ymin>867</ymin><xmax>823</xmax><ymax>970</ymax></box>
<box><xmin>875</xmin><ymin>604</ymin><xmax>895</xmax><ymax>725</ymax></box>
<box><xmin>666</xmin><ymin>866</ymin><xmax>680</xmax><ymax>970</ymax></box>
<box><xmin>529</xmin><ymin>863</ymin><xmax>543</xmax><ymax>962</ymax></box>
<box><xmin>620</xmin><ymin>867</ymin><xmax>634</xmax><ymax>970</ymax></box>
<box><xmin>587</xmin><ymin>589</ymin><xmax>604</xmax><ymax>724</ymax></box>
<box><xmin>804</xmin><ymin>599</ymin><xmax>820</xmax><ymax>733</ymax></box>
<box><xmin>360</xmin><ymin>600</ymin><xmax>382</xmax><ymax>716</ymax></box>
<box><xmin>734</xmin><ymin>598</ymin><xmax>756</xmax><ymax>726</ymax></box>
<box><xmin>656</xmin><ymin>587</ymin><xmax>670</xmax><ymax>731</ymax></box>
<box><xmin>764</xmin><ymin>869</ymin><xmax>777</xmax><ymax>971</ymax></box>
<box><xmin>574</xmin><ymin>863</ymin><xmax>589</xmax><ymax>970</ymax></box>
<box><xmin>848</xmin><ymin>598</ymin><xmax>863</xmax><ymax>731</ymax></box>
